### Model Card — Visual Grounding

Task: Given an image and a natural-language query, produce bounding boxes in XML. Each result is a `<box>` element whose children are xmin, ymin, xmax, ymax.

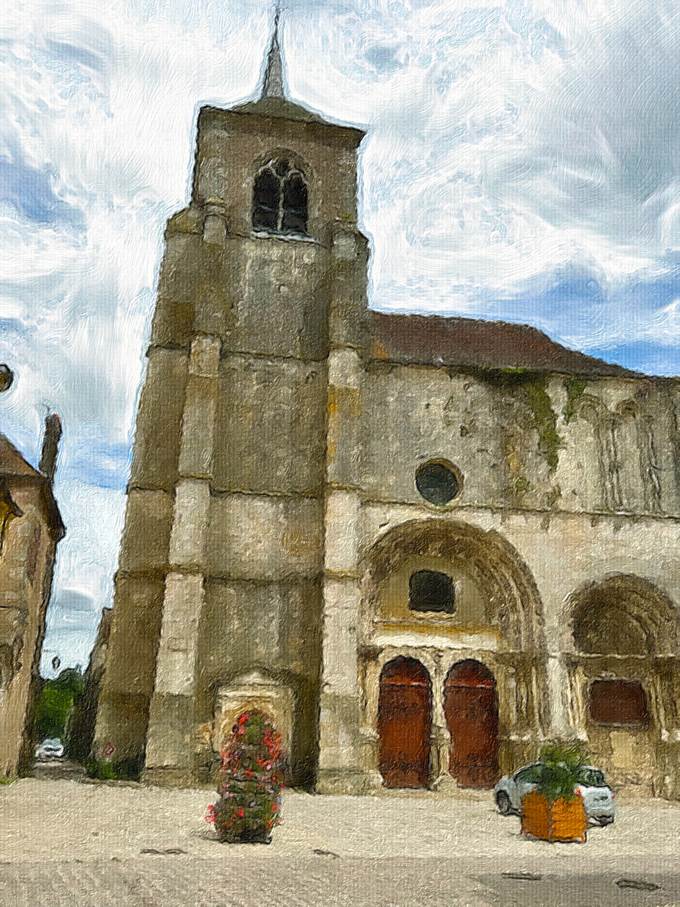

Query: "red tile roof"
<box><xmin>0</xmin><ymin>435</ymin><xmax>42</xmax><ymax>478</ymax></box>
<box><xmin>369</xmin><ymin>312</ymin><xmax>636</xmax><ymax>377</ymax></box>
<box><xmin>0</xmin><ymin>433</ymin><xmax>64</xmax><ymax>538</ymax></box>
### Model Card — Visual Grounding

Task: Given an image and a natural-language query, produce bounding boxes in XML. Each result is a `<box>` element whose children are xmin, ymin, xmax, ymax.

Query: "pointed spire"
<box><xmin>261</xmin><ymin>4</ymin><xmax>286</xmax><ymax>99</ymax></box>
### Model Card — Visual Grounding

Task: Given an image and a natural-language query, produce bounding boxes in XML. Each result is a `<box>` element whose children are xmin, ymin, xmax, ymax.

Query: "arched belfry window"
<box><xmin>252</xmin><ymin>158</ymin><xmax>308</xmax><ymax>236</ymax></box>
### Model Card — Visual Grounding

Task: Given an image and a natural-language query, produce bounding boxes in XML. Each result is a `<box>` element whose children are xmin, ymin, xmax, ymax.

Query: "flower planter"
<box><xmin>521</xmin><ymin>790</ymin><xmax>587</xmax><ymax>843</ymax></box>
<box><xmin>206</xmin><ymin>710</ymin><xmax>283</xmax><ymax>846</ymax></box>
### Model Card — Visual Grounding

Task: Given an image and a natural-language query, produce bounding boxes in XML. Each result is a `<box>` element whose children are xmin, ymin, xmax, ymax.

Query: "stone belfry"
<box><xmin>93</xmin><ymin>10</ymin><xmax>367</xmax><ymax>785</ymax></box>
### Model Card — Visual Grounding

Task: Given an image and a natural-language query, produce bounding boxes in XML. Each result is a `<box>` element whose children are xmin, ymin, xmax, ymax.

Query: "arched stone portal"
<box><xmin>444</xmin><ymin>660</ymin><xmax>499</xmax><ymax>788</ymax></box>
<box><xmin>378</xmin><ymin>657</ymin><xmax>432</xmax><ymax>789</ymax></box>
<box><xmin>361</xmin><ymin>519</ymin><xmax>544</xmax><ymax>652</ymax></box>
<box><xmin>360</xmin><ymin>519</ymin><xmax>546</xmax><ymax>787</ymax></box>
<box><xmin>565</xmin><ymin>575</ymin><xmax>680</xmax><ymax>794</ymax></box>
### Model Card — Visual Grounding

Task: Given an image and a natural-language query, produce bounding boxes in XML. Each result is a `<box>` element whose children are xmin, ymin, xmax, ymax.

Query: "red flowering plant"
<box><xmin>205</xmin><ymin>710</ymin><xmax>284</xmax><ymax>844</ymax></box>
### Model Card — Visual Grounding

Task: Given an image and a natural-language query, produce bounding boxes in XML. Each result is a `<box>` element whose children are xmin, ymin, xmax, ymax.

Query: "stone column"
<box><xmin>429</xmin><ymin>653</ymin><xmax>455</xmax><ymax>792</ymax></box>
<box><xmin>569</xmin><ymin>662</ymin><xmax>589</xmax><ymax>739</ymax></box>
<box><xmin>317</xmin><ymin>479</ymin><xmax>373</xmax><ymax>792</ymax></box>
<box><xmin>316</xmin><ymin>227</ymin><xmax>373</xmax><ymax>793</ymax></box>
<box><xmin>144</xmin><ymin>334</ymin><xmax>220</xmax><ymax>785</ymax></box>
<box><xmin>546</xmin><ymin>653</ymin><xmax>572</xmax><ymax>737</ymax></box>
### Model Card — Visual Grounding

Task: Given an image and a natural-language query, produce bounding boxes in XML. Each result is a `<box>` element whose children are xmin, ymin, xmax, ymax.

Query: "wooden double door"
<box><xmin>378</xmin><ymin>657</ymin><xmax>499</xmax><ymax>790</ymax></box>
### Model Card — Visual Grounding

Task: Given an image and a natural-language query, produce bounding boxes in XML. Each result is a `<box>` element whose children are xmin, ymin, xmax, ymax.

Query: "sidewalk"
<box><xmin>2</xmin><ymin>779</ymin><xmax>680</xmax><ymax>905</ymax></box>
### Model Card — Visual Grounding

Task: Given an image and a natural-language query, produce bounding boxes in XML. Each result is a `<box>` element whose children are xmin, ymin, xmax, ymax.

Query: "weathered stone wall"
<box><xmin>315</xmin><ymin>359</ymin><xmax>680</xmax><ymax>796</ymax></box>
<box><xmin>67</xmin><ymin>608</ymin><xmax>112</xmax><ymax>764</ymax></box>
<box><xmin>359</xmin><ymin>366</ymin><xmax>680</xmax><ymax>517</ymax></box>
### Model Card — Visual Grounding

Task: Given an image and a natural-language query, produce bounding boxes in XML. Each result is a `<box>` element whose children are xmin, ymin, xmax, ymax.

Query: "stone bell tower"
<box><xmin>93</xmin><ymin>12</ymin><xmax>367</xmax><ymax>785</ymax></box>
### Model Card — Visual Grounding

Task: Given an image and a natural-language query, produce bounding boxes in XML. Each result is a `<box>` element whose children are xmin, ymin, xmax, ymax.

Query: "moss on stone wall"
<box><xmin>468</xmin><ymin>367</ymin><xmax>563</xmax><ymax>476</ymax></box>
<box><xmin>85</xmin><ymin>756</ymin><xmax>143</xmax><ymax>781</ymax></box>
<box><xmin>510</xmin><ymin>475</ymin><xmax>533</xmax><ymax>500</ymax></box>
<box><xmin>456</xmin><ymin>365</ymin><xmax>538</xmax><ymax>387</ymax></box>
<box><xmin>563</xmin><ymin>377</ymin><xmax>588</xmax><ymax>424</ymax></box>
<box><xmin>522</xmin><ymin>376</ymin><xmax>562</xmax><ymax>472</ymax></box>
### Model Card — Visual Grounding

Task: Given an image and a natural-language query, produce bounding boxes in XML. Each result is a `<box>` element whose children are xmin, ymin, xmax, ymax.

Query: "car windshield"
<box><xmin>577</xmin><ymin>768</ymin><xmax>607</xmax><ymax>787</ymax></box>
<box><xmin>515</xmin><ymin>765</ymin><xmax>544</xmax><ymax>783</ymax></box>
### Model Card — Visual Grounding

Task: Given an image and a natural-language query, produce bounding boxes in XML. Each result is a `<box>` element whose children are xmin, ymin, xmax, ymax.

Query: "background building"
<box><xmin>66</xmin><ymin>607</ymin><xmax>112</xmax><ymax>765</ymax></box>
<box><xmin>93</xmin><ymin>30</ymin><xmax>680</xmax><ymax>797</ymax></box>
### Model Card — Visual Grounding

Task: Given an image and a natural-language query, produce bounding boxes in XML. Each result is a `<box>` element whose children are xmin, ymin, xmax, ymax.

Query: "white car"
<box><xmin>34</xmin><ymin>738</ymin><xmax>64</xmax><ymax>761</ymax></box>
<box><xmin>494</xmin><ymin>763</ymin><xmax>615</xmax><ymax>826</ymax></box>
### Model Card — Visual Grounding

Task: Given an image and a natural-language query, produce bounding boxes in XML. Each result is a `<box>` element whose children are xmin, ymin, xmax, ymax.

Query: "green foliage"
<box><xmin>34</xmin><ymin>685</ymin><xmax>74</xmax><ymax>741</ymax></box>
<box><xmin>563</xmin><ymin>377</ymin><xmax>588</xmax><ymax>424</ymax></box>
<box><xmin>207</xmin><ymin>711</ymin><xmax>283</xmax><ymax>844</ymax></box>
<box><xmin>33</xmin><ymin>667</ymin><xmax>85</xmax><ymax>742</ymax></box>
<box><xmin>536</xmin><ymin>740</ymin><xmax>588</xmax><ymax>803</ymax></box>
<box><xmin>51</xmin><ymin>667</ymin><xmax>85</xmax><ymax>697</ymax></box>
<box><xmin>85</xmin><ymin>757</ymin><xmax>142</xmax><ymax>781</ymax></box>
<box><xmin>0</xmin><ymin>776</ymin><xmax>15</xmax><ymax>785</ymax></box>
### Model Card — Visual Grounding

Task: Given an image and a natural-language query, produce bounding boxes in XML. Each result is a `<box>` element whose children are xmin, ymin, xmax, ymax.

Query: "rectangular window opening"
<box><xmin>588</xmin><ymin>678</ymin><xmax>649</xmax><ymax>727</ymax></box>
<box><xmin>408</xmin><ymin>570</ymin><xmax>455</xmax><ymax>614</ymax></box>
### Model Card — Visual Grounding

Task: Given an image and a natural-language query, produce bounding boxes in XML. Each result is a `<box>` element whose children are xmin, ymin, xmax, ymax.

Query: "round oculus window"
<box><xmin>415</xmin><ymin>461</ymin><xmax>460</xmax><ymax>506</ymax></box>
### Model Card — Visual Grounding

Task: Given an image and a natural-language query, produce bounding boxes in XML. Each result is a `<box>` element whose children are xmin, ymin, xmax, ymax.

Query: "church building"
<box><xmin>93</xmin><ymin>21</ymin><xmax>680</xmax><ymax>798</ymax></box>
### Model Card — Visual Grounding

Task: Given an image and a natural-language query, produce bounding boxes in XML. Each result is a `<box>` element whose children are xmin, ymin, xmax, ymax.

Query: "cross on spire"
<box><xmin>261</xmin><ymin>3</ymin><xmax>286</xmax><ymax>99</ymax></box>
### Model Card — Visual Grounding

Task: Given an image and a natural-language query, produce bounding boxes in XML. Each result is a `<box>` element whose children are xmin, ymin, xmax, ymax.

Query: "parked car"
<box><xmin>34</xmin><ymin>738</ymin><xmax>64</xmax><ymax>761</ymax></box>
<box><xmin>494</xmin><ymin>763</ymin><xmax>615</xmax><ymax>826</ymax></box>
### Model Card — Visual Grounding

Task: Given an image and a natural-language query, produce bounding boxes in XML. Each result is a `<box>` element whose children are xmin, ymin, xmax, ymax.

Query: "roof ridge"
<box><xmin>368</xmin><ymin>310</ymin><xmax>640</xmax><ymax>378</ymax></box>
<box><xmin>0</xmin><ymin>432</ymin><xmax>42</xmax><ymax>477</ymax></box>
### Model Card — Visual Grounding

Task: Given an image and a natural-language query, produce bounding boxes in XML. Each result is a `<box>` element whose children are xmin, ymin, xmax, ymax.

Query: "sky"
<box><xmin>2</xmin><ymin>0</ymin><xmax>680</xmax><ymax>674</ymax></box>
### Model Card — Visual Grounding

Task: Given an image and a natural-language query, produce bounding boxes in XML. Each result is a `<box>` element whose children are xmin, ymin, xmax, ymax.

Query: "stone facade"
<box><xmin>93</xmin><ymin>56</ymin><xmax>680</xmax><ymax>798</ymax></box>
<box><xmin>0</xmin><ymin>416</ymin><xmax>64</xmax><ymax>776</ymax></box>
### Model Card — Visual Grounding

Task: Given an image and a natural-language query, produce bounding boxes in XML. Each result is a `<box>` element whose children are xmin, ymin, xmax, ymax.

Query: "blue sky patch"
<box><xmin>0</xmin><ymin>145</ymin><xmax>85</xmax><ymax>231</ymax></box>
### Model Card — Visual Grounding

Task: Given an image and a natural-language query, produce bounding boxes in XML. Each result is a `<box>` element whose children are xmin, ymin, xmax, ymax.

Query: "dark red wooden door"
<box><xmin>378</xmin><ymin>657</ymin><xmax>432</xmax><ymax>789</ymax></box>
<box><xmin>444</xmin><ymin>660</ymin><xmax>499</xmax><ymax>788</ymax></box>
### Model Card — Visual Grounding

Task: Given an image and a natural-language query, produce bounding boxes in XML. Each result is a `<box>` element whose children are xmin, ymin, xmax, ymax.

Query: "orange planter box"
<box><xmin>521</xmin><ymin>791</ymin><xmax>587</xmax><ymax>843</ymax></box>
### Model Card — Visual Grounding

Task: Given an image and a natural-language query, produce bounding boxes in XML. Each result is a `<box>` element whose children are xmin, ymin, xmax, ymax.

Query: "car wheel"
<box><xmin>496</xmin><ymin>792</ymin><xmax>512</xmax><ymax>816</ymax></box>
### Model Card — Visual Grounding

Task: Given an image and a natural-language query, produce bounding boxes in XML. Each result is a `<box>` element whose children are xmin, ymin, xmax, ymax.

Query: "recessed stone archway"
<box><xmin>211</xmin><ymin>669</ymin><xmax>300</xmax><ymax>782</ymax></box>
<box><xmin>563</xmin><ymin>574</ymin><xmax>680</xmax><ymax>795</ymax></box>
<box><xmin>360</xmin><ymin>517</ymin><xmax>545</xmax><ymax>653</ymax></box>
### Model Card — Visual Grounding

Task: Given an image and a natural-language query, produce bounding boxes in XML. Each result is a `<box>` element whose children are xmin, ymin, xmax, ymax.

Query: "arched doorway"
<box><xmin>444</xmin><ymin>660</ymin><xmax>499</xmax><ymax>788</ymax></box>
<box><xmin>566</xmin><ymin>575</ymin><xmax>679</xmax><ymax>792</ymax></box>
<box><xmin>378</xmin><ymin>657</ymin><xmax>432</xmax><ymax>789</ymax></box>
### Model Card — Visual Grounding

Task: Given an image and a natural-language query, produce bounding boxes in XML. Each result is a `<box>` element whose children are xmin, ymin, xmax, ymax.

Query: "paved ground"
<box><xmin>2</xmin><ymin>777</ymin><xmax>680</xmax><ymax>905</ymax></box>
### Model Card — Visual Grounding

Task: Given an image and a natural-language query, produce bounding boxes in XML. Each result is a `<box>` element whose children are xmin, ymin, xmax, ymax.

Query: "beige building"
<box><xmin>0</xmin><ymin>413</ymin><xmax>64</xmax><ymax>777</ymax></box>
<box><xmin>94</xmin><ymin>29</ymin><xmax>680</xmax><ymax>797</ymax></box>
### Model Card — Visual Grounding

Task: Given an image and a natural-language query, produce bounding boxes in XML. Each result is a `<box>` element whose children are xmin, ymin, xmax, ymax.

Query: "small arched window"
<box><xmin>252</xmin><ymin>158</ymin><xmax>308</xmax><ymax>236</ymax></box>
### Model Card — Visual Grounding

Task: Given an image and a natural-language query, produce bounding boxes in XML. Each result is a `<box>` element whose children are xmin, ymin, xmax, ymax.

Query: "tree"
<box><xmin>33</xmin><ymin>667</ymin><xmax>85</xmax><ymax>742</ymax></box>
